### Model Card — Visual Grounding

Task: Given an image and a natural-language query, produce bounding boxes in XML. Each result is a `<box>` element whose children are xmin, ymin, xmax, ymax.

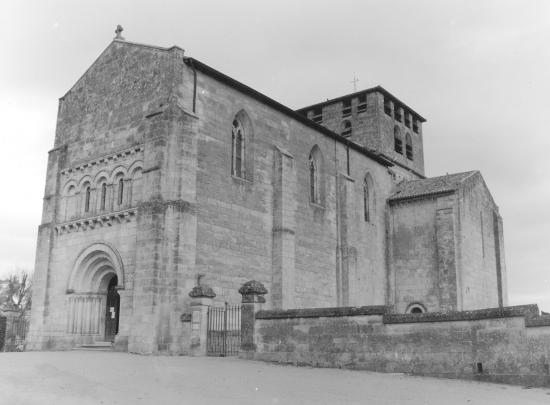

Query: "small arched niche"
<box><xmin>406</xmin><ymin>303</ymin><xmax>426</xmax><ymax>314</ymax></box>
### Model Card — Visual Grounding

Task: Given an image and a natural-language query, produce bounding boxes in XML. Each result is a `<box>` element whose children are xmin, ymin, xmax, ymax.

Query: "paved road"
<box><xmin>0</xmin><ymin>351</ymin><xmax>549</xmax><ymax>404</ymax></box>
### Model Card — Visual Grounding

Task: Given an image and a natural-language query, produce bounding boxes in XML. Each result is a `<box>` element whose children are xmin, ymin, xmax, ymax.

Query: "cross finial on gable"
<box><xmin>115</xmin><ymin>25</ymin><xmax>125</xmax><ymax>40</ymax></box>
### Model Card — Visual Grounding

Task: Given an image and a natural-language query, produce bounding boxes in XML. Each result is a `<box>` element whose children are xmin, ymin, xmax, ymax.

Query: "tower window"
<box><xmin>413</xmin><ymin>120</ymin><xmax>420</xmax><ymax>134</ymax></box>
<box><xmin>405</xmin><ymin>133</ymin><xmax>413</xmax><ymax>160</ymax></box>
<box><xmin>394</xmin><ymin>126</ymin><xmax>403</xmax><ymax>154</ymax></box>
<box><xmin>341</xmin><ymin>120</ymin><xmax>352</xmax><ymax>137</ymax></box>
<box><xmin>394</xmin><ymin>106</ymin><xmax>402</xmax><ymax>122</ymax></box>
<box><xmin>405</xmin><ymin>114</ymin><xmax>411</xmax><ymax>129</ymax></box>
<box><xmin>312</xmin><ymin>107</ymin><xmax>323</xmax><ymax>123</ymax></box>
<box><xmin>231</xmin><ymin>119</ymin><xmax>245</xmax><ymax>178</ymax></box>
<box><xmin>357</xmin><ymin>94</ymin><xmax>367</xmax><ymax>113</ymax></box>
<box><xmin>342</xmin><ymin>99</ymin><xmax>351</xmax><ymax>117</ymax></box>
<box><xmin>384</xmin><ymin>98</ymin><xmax>392</xmax><ymax>116</ymax></box>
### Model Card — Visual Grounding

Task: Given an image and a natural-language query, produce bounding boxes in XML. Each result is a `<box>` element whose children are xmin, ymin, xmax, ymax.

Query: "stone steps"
<box><xmin>73</xmin><ymin>341</ymin><xmax>114</xmax><ymax>351</ymax></box>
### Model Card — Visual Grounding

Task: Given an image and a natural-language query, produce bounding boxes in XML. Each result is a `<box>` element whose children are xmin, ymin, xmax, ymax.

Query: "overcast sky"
<box><xmin>1</xmin><ymin>0</ymin><xmax>549</xmax><ymax>310</ymax></box>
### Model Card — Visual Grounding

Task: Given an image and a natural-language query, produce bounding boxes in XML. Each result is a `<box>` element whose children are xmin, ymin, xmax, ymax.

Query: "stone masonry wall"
<box><xmin>457</xmin><ymin>173</ymin><xmax>506</xmax><ymax>309</ymax></box>
<box><xmin>316</xmin><ymin>92</ymin><xmax>381</xmax><ymax>152</ymax></box>
<box><xmin>253</xmin><ymin>305</ymin><xmax>550</xmax><ymax>387</ymax></box>
<box><xmin>388</xmin><ymin>195</ymin><xmax>456</xmax><ymax>313</ymax></box>
<box><xmin>29</xmin><ymin>41</ymin><xmax>187</xmax><ymax>352</ymax></box>
<box><xmin>190</xmin><ymin>64</ymin><xmax>399</xmax><ymax>310</ymax></box>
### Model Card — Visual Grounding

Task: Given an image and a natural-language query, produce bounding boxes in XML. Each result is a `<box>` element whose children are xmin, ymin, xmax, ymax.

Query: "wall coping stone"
<box><xmin>383</xmin><ymin>304</ymin><xmax>540</xmax><ymax>324</ymax></box>
<box><xmin>525</xmin><ymin>315</ymin><xmax>550</xmax><ymax>328</ymax></box>
<box><xmin>256</xmin><ymin>305</ymin><xmax>389</xmax><ymax>320</ymax></box>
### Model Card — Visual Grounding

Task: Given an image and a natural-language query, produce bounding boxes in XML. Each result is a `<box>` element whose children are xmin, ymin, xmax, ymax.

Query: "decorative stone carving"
<box><xmin>55</xmin><ymin>208</ymin><xmax>137</xmax><ymax>235</ymax></box>
<box><xmin>60</xmin><ymin>145</ymin><xmax>143</xmax><ymax>176</ymax></box>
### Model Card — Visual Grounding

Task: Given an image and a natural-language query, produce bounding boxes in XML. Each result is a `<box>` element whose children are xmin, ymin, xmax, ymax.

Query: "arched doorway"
<box><xmin>66</xmin><ymin>243</ymin><xmax>124</xmax><ymax>342</ymax></box>
<box><xmin>104</xmin><ymin>275</ymin><xmax>120</xmax><ymax>342</ymax></box>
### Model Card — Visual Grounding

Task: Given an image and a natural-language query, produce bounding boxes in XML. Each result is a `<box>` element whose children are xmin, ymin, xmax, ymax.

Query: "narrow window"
<box><xmin>363</xmin><ymin>180</ymin><xmax>370</xmax><ymax>222</ymax></box>
<box><xmin>405</xmin><ymin>113</ymin><xmax>411</xmax><ymax>129</ymax></box>
<box><xmin>357</xmin><ymin>94</ymin><xmax>367</xmax><ymax>113</ymax></box>
<box><xmin>413</xmin><ymin>120</ymin><xmax>420</xmax><ymax>134</ymax></box>
<box><xmin>342</xmin><ymin>99</ymin><xmax>351</xmax><ymax>117</ymax></box>
<box><xmin>84</xmin><ymin>186</ymin><xmax>91</xmax><ymax>213</ymax></box>
<box><xmin>309</xmin><ymin>157</ymin><xmax>319</xmax><ymax>203</ymax></box>
<box><xmin>341</xmin><ymin>120</ymin><xmax>352</xmax><ymax>137</ymax></box>
<box><xmin>394</xmin><ymin>105</ymin><xmax>402</xmax><ymax>122</ymax></box>
<box><xmin>118</xmin><ymin>178</ymin><xmax>124</xmax><ymax>206</ymax></box>
<box><xmin>312</xmin><ymin>107</ymin><xmax>323</xmax><ymax>123</ymax></box>
<box><xmin>231</xmin><ymin>119</ymin><xmax>245</xmax><ymax>178</ymax></box>
<box><xmin>394</xmin><ymin>126</ymin><xmax>403</xmax><ymax>154</ymax></box>
<box><xmin>405</xmin><ymin>133</ymin><xmax>413</xmax><ymax>160</ymax></box>
<box><xmin>383</xmin><ymin>97</ymin><xmax>392</xmax><ymax>116</ymax></box>
<box><xmin>100</xmin><ymin>183</ymin><xmax>107</xmax><ymax>210</ymax></box>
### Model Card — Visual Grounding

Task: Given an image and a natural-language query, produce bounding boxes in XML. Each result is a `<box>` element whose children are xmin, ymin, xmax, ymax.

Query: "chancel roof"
<box><xmin>388</xmin><ymin>171</ymin><xmax>479</xmax><ymax>202</ymax></box>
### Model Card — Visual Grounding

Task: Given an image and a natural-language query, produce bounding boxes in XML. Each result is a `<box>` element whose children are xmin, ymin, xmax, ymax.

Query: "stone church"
<box><xmin>27</xmin><ymin>31</ymin><xmax>507</xmax><ymax>354</ymax></box>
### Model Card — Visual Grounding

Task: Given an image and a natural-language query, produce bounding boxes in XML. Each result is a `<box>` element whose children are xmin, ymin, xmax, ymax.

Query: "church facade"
<box><xmin>27</xmin><ymin>36</ymin><xmax>507</xmax><ymax>354</ymax></box>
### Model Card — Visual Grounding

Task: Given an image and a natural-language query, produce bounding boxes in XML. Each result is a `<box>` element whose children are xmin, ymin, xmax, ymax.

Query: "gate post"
<box><xmin>239</xmin><ymin>280</ymin><xmax>267</xmax><ymax>359</ymax></box>
<box><xmin>188</xmin><ymin>279</ymin><xmax>215</xmax><ymax>356</ymax></box>
<box><xmin>1</xmin><ymin>305</ymin><xmax>21</xmax><ymax>352</ymax></box>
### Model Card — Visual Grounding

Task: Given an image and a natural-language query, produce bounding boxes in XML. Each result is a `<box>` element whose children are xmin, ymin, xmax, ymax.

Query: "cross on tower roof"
<box><xmin>350</xmin><ymin>76</ymin><xmax>359</xmax><ymax>92</ymax></box>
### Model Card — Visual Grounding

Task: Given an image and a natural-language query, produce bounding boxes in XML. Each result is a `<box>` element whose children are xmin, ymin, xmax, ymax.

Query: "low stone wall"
<box><xmin>251</xmin><ymin>304</ymin><xmax>550</xmax><ymax>387</ymax></box>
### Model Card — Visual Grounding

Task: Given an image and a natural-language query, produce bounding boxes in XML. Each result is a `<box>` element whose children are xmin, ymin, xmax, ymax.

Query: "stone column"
<box><xmin>239</xmin><ymin>280</ymin><xmax>267</xmax><ymax>359</ymax></box>
<box><xmin>188</xmin><ymin>281</ymin><xmax>215</xmax><ymax>356</ymax></box>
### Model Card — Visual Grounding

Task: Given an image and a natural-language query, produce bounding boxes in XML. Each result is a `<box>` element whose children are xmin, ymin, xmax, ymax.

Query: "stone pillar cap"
<box><xmin>189</xmin><ymin>284</ymin><xmax>216</xmax><ymax>298</ymax></box>
<box><xmin>239</xmin><ymin>280</ymin><xmax>268</xmax><ymax>295</ymax></box>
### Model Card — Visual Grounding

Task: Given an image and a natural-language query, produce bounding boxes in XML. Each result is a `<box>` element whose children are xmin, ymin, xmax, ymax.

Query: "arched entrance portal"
<box><xmin>66</xmin><ymin>243</ymin><xmax>124</xmax><ymax>342</ymax></box>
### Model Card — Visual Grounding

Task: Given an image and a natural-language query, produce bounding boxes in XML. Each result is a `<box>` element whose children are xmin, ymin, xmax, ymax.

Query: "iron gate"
<box><xmin>4</xmin><ymin>317</ymin><xmax>29</xmax><ymax>352</ymax></box>
<box><xmin>206</xmin><ymin>303</ymin><xmax>241</xmax><ymax>356</ymax></box>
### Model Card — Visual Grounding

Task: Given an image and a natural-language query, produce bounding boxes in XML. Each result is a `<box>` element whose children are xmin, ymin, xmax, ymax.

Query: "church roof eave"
<box><xmin>184</xmin><ymin>57</ymin><xmax>395</xmax><ymax>168</ymax></box>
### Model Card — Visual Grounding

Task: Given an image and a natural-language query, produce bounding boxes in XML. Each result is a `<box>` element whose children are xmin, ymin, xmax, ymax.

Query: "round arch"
<box><xmin>109</xmin><ymin>166</ymin><xmax>128</xmax><ymax>183</ymax></box>
<box><xmin>67</xmin><ymin>242</ymin><xmax>124</xmax><ymax>293</ymax></box>
<box><xmin>405</xmin><ymin>302</ymin><xmax>426</xmax><ymax>314</ymax></box>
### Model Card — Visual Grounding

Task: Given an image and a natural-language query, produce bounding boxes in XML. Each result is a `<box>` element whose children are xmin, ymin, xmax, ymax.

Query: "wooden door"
<box><xmin>105</xmin><ymin>276</ymin><xmax>120</xmax><ymax>342</ymax></box>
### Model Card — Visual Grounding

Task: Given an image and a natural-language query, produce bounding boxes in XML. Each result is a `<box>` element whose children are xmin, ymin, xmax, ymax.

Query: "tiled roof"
<box><xmin>388</xmin><ymin>171</ymin><xmax>478</xmax><ymax>201</ymax></box>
